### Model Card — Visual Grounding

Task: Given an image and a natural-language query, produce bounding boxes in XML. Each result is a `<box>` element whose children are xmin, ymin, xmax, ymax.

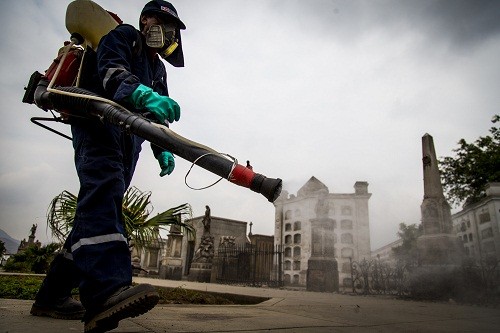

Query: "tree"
<box><xmin>0</xmin><ymin>240</ymin><xmax>6</xmax><ymax>266</ymax></box>
<box><xmin>392</xmin><ymin>223</ymin><xmax>422</xmax><ymax>265</ymax></box>
<box><xmin>47</xmin><ymin>186</ymin><xmax>194</xmax><ymax>249</ymax></box>
<box><xmin>0</xmin><ymin>240</ymin><xmax>6</xmax><ymax>257</ymax></box>
<box><xmin>439</xmin><ymin>115</ymin><xmax>500</xmax><ymax>207</ymax></box>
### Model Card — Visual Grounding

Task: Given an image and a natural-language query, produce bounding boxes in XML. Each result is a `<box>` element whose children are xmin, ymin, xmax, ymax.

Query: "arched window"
<box><xmin>294</xmin><ymin>221</ymin><xmax>301</xmax><ymax>231</ymax></box>
<box><xmin>294</xmin><ymin>234</ymin><xmax>301</xmax><ymax>244</ymax></box>
<box><xmin>284</xmin><ymin>247</ymin><xmax>292</xmax><ymax>257</ymax></box>
<box><xmin>293</xmin><ymin>274</ymin><xmax>300</xmax><ymax>284</ymax></box>
<box><xmin>293</xmin><ymin>246</ymin><xmax>301</xmax><ymax>257</ymax></box>
<box><xmin>284</xmin><ymin>274</ymin><xmax>291</xmax><ymax>284</ymax></box>
<box><xmin>293</xmin><ymin>260</ymin><xmax>301</xmax><ymax>270</ymax></box>
<box><xmin>285</xmin><ymin>210</ymin><xmax>292</xmax><ymax>220</ymax></box>
<box><xmin>284</xmin><ymin>260</ymin><xmax>291</xmax><ymax>270</ymax></box>
<box><xmin>285</xmin><ymin>223</ymin><xmax>292</xmax><ymax>232</ymax></box>
<box><xmin>341</xmin><ymin>233</ymin><xmax>353</xmax><ymax>244</ymax></box>
<box><xmin>285</xmin><ymin>235</ymin><xmax>292</xmax><ymax>244</ymax></box>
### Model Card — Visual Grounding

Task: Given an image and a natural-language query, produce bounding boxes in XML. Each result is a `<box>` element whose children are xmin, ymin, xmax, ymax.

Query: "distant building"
<box><xmin>452</xmin><ymin>183</ymin><xmax>500</xmax><ymax>262</ymax></box>
<box><xmin>371</xmin><ymin>238</ymin><xmax>403</xmax><ymax>263</ymax></box>
<box><xmin>274</xmin><ymin>177</ymin><xmax>371</xmax><ymax>288</ymax></box>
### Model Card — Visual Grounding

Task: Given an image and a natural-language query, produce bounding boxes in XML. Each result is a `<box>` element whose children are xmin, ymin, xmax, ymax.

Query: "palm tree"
<box><xmin>47</xmin><ymin>186</ymin><xmax>194</xmax><ymax>249</ymax></box>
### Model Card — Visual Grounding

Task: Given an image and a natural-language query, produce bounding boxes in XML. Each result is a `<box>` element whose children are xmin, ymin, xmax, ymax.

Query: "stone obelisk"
<box><xmin>417</xmin><ymin>134</ymin><xmax>463</xmax><ymax>265</ymax></box>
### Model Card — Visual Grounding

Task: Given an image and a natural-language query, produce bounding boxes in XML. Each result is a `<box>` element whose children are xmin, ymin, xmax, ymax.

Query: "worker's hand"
<box><xmin>156</xmin><ymin>150</ymin><xmax>175</xmax><ymax>176</ymax></box>
<box><xmin>128</xmin><ymin>84</ymin><xmax>180</xmax><ymax>123</ymax></box>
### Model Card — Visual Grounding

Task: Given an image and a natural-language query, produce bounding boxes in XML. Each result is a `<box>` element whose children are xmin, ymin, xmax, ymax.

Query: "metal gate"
<box><xmin>215</xmin><ymin>244</ymin><xmax>283</xmax><ymax>287</ymax></box>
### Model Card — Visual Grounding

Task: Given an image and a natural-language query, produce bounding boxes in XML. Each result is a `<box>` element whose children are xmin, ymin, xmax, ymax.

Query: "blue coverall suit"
<box><xmin>37</xmin><ymin>24</ymin><xmax>169</xmax><ymax>309</ymax></box>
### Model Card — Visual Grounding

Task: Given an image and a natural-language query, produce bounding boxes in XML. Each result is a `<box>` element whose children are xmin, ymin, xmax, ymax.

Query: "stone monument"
<box><xmin>17</xmin><ymin>224</ymin><xmax>41</xmax><ymax>252</ymax></box>
<box><xmin>306</xmin><ymin>191</ymin><xmax>339</xmax><ymax>292</ymax></box>
<box><xmin>160</xmin><ymin>224</ymin><xmax>184</xmax><ymax>280</ymax></box>
<box><xmin>417</xmin><ymin>134</ymin><xmax>463</xmax><ymax>265</ymax></box>
<box><xmin>188</xmin><ymin>205</ymin><xmax>215</xmax><ymax>282</ymax></box>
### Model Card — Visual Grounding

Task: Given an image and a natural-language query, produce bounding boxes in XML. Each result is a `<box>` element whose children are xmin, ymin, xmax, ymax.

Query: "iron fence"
<box><xmin>349</xmin><ymin>258</ymin><xmax>411</xmax><ymax>295</ymax></box>
<box><xmin>349</xmin><ymin>257</ymin><xmax>500</xmax><ymax>298</ymax></box>
<box><xmin>215</xmin><ymin>244</ymin><xmax>283</xmax><ymax>287</ymax></box>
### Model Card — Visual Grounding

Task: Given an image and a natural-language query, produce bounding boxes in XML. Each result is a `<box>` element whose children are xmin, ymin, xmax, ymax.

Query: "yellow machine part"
<box><xmin>65</xmin><ymin>0</ymin><xmax>119</xmax><ymax>49</ymax></box>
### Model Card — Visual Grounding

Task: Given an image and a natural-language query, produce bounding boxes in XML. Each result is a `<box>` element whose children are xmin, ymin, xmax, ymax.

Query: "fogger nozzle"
<box><xmin>229</xmin><ymin>164</ymin><xmax>282</xmax><ymax>202</ymax></box>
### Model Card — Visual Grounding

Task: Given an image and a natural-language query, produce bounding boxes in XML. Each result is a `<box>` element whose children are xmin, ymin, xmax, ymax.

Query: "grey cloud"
<box><xmin>263</xmin><ymin>0</ymin><xmax>500</xmax><ymax>50</ymax></box>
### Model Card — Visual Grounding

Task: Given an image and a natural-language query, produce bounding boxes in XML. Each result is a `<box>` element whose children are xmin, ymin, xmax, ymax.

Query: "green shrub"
<box><xmin>3</xmin><ymin>243</ymin><xmax>59</xmax><ymax>274</ymax></box>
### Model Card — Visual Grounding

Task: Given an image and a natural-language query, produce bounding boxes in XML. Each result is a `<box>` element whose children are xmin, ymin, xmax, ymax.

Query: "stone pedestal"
<box><xmin>187</xmin><ymin>234</ymin><xmax>214</xmax><ymax>282</ymax></box>
<box><xmin>417</xmin><ymin>234</ymin><xmax>463</xmax><ymax>266</ymax></box>
<box><xmin>160</xmin><ymin>230</ymin><xmax>184</xmax><ymax>280</ymax></box>
<box><xmin>160</xmin><ymin>257</ymin><xmax>183</xmax><ymax>280</ymax></box>
<box><xmin>306</xmin><ymin>257</ymin><xmax>339</xmax><ymax>292</ymax></box>
<box><xmin>187</xmin><ymin>262</ymin><xmax>212</xmax><ymax>282</ymax></box>
<box><xmin>307</xmin><ymin>199</ymin><xmax>339</xmax><ymax>292</ymax></box>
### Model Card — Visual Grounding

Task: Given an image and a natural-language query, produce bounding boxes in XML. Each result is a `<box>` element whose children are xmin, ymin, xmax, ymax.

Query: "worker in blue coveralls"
<box><xmin>30</xmin><ymin>1</ymin><xmax>185</xmax><ymax>332</ymax></box>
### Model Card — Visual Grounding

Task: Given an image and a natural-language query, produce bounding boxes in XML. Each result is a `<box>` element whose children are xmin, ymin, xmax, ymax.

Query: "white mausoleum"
<box><xmin>274</xmin><ymin>177</ymin><xmax>371</xmax><ymax>288</ymax></box>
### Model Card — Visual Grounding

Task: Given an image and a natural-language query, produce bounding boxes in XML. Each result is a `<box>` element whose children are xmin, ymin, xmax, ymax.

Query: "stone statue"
<box><xmin>219</xmin><ymin>236</ymin><xmax>236</xmax><ymax>248</ymax></box>
<box><xmin>202</xmin><ymin>205</ymin><xmax>211</xmax><ymax>234</ymax></box>
<box><xmin>315</xmin><ymin>192</ymin><xmax>330</xmax><ymax>218</ymax></box>
<box><xmin>192</xmin><ymin>235</ymin><xmax>214</xmax><ymax>263</ymax></box>
<box><xmin>30</xmin><ymin>224</ymin><xmax>37</xmax><ymax>237</ymax></box>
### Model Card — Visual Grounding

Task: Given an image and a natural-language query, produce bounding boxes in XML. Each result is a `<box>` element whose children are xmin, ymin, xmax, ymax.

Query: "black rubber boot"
<box><xmin>31</xmin><ymin>252</ymin><xmax>84</xmax><ymax>320</ymax></box>
<box><xmin>31</xmin><ymin>296</ymin><xmax>85</xmax><ymax>320</ymax></box>
<box><xmin>83</xmin><ymin>284</ymin><xmax>159</xmax><ymax>333</ymax></box>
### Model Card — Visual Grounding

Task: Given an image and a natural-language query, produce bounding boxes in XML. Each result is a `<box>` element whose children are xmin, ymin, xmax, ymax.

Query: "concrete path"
<box><xmin>1</xmin><ymin>276</ymin><xmax>499</xmax><ymax>332</ymax></box>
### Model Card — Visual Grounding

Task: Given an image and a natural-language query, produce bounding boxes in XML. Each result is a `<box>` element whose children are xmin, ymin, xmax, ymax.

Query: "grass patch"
<box><xmin>0</xmin><ymin>275</ymin><xmax>43</xmax><ymax>300</ymax></box>
<box><xmin>156</xmin><ymin>286</ymin><xmax>268</xmax><ymax>305</ymax></box>
<box><xmin>0</xmin><ymin>275</ymin><xmax>268</xmax><ymax>305</ymax></box>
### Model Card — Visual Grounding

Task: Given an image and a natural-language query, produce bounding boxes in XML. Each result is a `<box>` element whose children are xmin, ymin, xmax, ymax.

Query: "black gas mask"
<box><xmin>145</xmin><ymin>23</ymin><xmax>178</xmax><ymax>60</ymax></box>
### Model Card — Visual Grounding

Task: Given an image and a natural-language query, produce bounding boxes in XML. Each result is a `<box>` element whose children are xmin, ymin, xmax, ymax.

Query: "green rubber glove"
<box><xmin>156</xmin><ymin>151</ymin><xmax>175</xmax><ymax>176</ymax></box>
<box><xmin>128</xmin><ymin>84</ymin><xmax>180</xmax><ymax>123</ymax></box>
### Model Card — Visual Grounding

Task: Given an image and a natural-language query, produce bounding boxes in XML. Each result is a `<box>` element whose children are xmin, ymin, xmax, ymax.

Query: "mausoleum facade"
<box><xmin>273</xmin><ymin>177</ymin><xmax>372</xmax><ymax>288</ymax></box>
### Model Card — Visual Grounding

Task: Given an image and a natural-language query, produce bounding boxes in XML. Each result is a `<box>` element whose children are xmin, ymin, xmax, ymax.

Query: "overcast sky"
<box><xmin>0</xmin><ymin>0</ymin><xmax>499</xmax><ymax>250</ymax></box>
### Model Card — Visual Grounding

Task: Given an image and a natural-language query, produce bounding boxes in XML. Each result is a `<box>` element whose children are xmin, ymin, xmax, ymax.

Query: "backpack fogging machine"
<box><xmin>22</xmin><ymin>0</ymin><xmax>282</xmax><ymax>203</ymax></box>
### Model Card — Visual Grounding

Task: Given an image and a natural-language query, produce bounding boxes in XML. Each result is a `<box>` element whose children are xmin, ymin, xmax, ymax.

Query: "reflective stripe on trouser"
<box><xmin>68</xmin><ymin>118</ymin><xmax>143</xmax><ymax>308</ymax></box>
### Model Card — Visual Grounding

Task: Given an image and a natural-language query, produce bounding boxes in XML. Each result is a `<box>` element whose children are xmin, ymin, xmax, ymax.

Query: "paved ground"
<box><xmin>1</xmin><ymin>276</ymin><xmax>499</xmax><ymax>332</ymax></box>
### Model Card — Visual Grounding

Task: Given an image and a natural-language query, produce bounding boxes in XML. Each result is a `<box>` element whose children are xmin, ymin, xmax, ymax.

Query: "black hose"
<box><xmin>34</xmin><ymin>80</ymin><xmax>281</xmax><ymax>202</ymax></box>
<box><xmin>35</xmin><ymin>81</ymin><xmax>233</xmax><ymax>179</ymax></box>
